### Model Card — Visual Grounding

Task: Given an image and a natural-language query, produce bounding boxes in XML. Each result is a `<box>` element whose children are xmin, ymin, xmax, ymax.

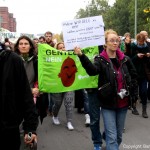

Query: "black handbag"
<box><xmin>98</xmin><ymin>82</ymin><xmax>115</xmax><ymax>100</ymax></box>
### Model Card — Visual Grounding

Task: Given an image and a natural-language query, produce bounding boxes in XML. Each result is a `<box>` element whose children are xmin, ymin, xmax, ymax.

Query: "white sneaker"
<box><xmin>85</xmin><ymin>114</ymin><xmax>90</xmax><ymax>126</ymax></box>
<box><xmin>52</xmin><ymin>116</ymin><xmax>60</xmax><ymax>125</ymax></box>
<box><xmin>67</xmin><ymin>122</ymin><xmax>74</xmax><ymax>130</ymax></box>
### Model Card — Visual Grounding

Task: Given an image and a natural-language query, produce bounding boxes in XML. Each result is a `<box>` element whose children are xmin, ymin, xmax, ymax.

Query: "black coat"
<box><xmin>131</xmin><ymin>42</ymin><xmax>150</xmax><ymax>80</ymax></box>
<box><xmin>0</xmin><ymin>50</ymin><xmax>38</xmax><ymax>134</ymax></box>
<box><xmin>78</xmin><ymin>51</ymin><xmax>138</xmax><ymax>109</ymax></box>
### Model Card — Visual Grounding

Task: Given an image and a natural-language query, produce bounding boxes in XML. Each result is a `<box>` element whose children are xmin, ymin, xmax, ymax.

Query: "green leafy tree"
<box><xmin>75</xmin><ymin>0</ymin><xmax>110</xmax><ymax>18</ymax></box>
<box><xmin>129</xmin><ymin>0</ymin><xmax>150</xmax><ymax>35</ymax></box>
<box><xmin>106</xmin><ymin>0</ymin><xmax>130</xmax><ymax>35</ymax></box>
<box><xmin>105</xmin><ymin>0</ymin><xmax>150</xmax><ymax>36</ymax></box>
<box><xmin>75</xmin><ymin>0</ymin><xmax>150</xmax><ymax>37</ymax></box>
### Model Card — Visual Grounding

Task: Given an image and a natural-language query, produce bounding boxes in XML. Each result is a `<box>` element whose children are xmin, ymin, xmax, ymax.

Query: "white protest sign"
<box><xmin>62</xmin><ymin>16</ymin><xmax>105</xmax><ymax>50</ymax></box>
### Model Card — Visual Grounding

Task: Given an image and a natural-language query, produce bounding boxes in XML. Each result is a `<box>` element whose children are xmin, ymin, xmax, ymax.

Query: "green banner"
<box><xmin>38</xmin><ymin>44</ymin><xmax>98</xmax><ymax>93</ymax></box>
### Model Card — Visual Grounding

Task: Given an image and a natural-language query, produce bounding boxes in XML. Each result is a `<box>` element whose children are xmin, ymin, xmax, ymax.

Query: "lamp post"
<box><xmin>134</xmin><ymin>0</ymin><xmax>137</xmax><ymax>38</ymax></box>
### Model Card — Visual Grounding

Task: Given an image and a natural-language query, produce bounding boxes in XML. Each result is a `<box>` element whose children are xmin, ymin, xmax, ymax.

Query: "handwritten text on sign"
<box><xmin>62</xmin><ymin>16</ymin><xmax>105</xmax><ymax>50</ymax></box>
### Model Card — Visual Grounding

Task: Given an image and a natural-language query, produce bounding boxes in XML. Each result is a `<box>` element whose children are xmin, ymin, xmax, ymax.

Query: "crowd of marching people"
<box><xmin>0</xmin><ymin>29</ymin><xmax>150</xmax><ymax>150</ymax></box>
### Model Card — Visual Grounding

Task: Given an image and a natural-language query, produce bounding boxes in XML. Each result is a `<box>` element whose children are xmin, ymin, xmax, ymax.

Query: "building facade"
<box><xmin>0</xmin><ymin>7</ymin><xmax>16</xmax><ymax>32</ymax></box>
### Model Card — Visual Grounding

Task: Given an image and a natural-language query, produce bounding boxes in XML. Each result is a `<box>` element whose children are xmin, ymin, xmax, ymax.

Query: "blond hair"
<box><xmin>105</xmin><ymin>29</ymin><xmax>118</xmax><ymax>41</ymax></box>
<box><xmin>103</xmin><ymin>29</ymin><xmax>118</xmax><ymax>48</ymax></box>
<box><xmin>55</xmin><ymin>42</ymin><xmax>64</xmax><ymax>49</ymax></box>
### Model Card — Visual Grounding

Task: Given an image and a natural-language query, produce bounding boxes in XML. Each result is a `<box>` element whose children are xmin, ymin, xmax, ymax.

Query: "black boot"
<box><xmin>132</xmin><ymin>107</ymin><xmax>139</xmax><ymax>115</ymax></box>
<box><xmin>132</xmin><ymin>103</ymin><xmax>139</xmax><ymax>115</ymax></box>
<box><xmin>142</xmin><ymin>105</ymin><xmax>148</xmax><ymax>118</ymax></box>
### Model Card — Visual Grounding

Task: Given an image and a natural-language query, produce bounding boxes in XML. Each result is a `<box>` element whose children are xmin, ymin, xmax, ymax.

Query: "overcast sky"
<box><xmin>1</xmin><ymin>0</ymin><xmax>115</xmax><ymax>34</ymax></box>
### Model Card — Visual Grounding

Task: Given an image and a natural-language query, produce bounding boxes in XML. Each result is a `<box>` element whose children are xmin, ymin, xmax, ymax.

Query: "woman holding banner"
<box><xmin>50</xmin><ymin>42</ymin><xmax>75</xmax><ymax>130</ymax></box>
<box><xmin>74</xmin><ymin>29</ymin><xmax>138</xmax><ymax>150</ymax></box>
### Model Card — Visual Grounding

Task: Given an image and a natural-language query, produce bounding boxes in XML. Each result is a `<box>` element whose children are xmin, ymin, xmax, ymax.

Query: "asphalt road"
<box><xmin>36</xmin><ymin>101</ymin><xmax>150</xmax><ymax>150</ymax></box>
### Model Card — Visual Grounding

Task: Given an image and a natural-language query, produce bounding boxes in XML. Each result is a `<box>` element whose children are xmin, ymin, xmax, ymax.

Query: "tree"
<box><xmin>106</xmin><ymin>0</ymin><xmax>131</xmax><ymax>35</ymax></box>
<box><xmin>75</xmin><ymin>0</ymin><xmax>110</xmax><ymax>18</ymax></box>
<box><xmin>75</xmin><ymin>0</ymin><xmax>150</xmax><ymax>37</ymax></box>
<box><xmin>128</xmin><ymin>0</ymin><xmax>150</xmax><ymax>36</ymax></box>
<box><xmin>105</xmin><ymin>0</ymin><xmax>150</xmax><ymax>36</ymax></box>
<box><xmin>53</xmin><ymin>33</ymin><xmax>63</xmax><ymax>43</ymax></box>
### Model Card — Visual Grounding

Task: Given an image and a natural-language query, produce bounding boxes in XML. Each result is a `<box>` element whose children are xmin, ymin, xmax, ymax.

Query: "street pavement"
<box><xmin>37</xmin><ymin>101</ymin><xmax>150</xmax><ymax>150</ymax></box>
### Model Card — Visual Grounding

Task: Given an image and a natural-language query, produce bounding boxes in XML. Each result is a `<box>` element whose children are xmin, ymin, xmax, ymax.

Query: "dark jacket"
<box><xmin>79</xmin><ymin>49</ymin><xmax>138</xmax><ymax>109</ymax></box>
<box><xmin>131</xmin><ymin>42</ymin><xmax>150</xmax><ymax>80</ymax></box>
<box><xmin>0</xmin><ymin>50</ymin><xmax>38</xmax><ymax>134</ymax></box>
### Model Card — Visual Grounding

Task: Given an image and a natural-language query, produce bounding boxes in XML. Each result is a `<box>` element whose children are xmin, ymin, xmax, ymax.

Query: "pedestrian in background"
<box><xmin>44</xmin><ymin>31</ymin><xmax>55</xmax><ymax>116</ymax></box>
<box><xmin>140</xmin><ymin>31</ymin><xmax>150</xmax><ymax>101</ymax></box>
<box><xmin>39</xmin><ymin>36</ymin><xmax>46</xmax><ymax>44</ymax></box>
<box><xmin>121</xmin><ymin>32</ymin><xmax>139</xmax><ymax>115</ymax></box>
<box><xmin>4</xmin><ymin>37</ymin><xmax>14</xmax><ymax>50</ymax></box>
<box><xmin>51</xmin><ymin>42</ymin><xmax>75</xmax><ymax>130</ymax></box>
<box><xmin>131</xmin><ymin>33</ymin><xmax>150</xmax><ymax>118</ymax></box>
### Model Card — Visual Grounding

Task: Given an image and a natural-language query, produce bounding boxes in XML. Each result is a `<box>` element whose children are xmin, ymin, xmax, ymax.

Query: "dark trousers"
<box><xmin>0</xmin><ymin>128</ymin><xmax>20</xmax><ymax>150</ymax></box>
<box><xmin>139</xmin><ymin>79</ymin><xmax>148</xmax><ymax>106</ymax></box>
<box><xmin>148</xmin><ymin>82</ymin><xmax>150</xmax><ymax>100</ymax></box>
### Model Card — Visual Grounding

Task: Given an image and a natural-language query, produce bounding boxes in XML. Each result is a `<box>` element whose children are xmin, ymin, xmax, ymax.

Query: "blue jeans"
<box><xmin>88</xmin><ymin>89</ymin><xmax>102</xmax><ymax>146</ymax></box>
<box><xmin>82</xmin><ymin>89</ymin><xmax>89</xmax><ymax>114</ymax></box>
<box><xmin>48</xmin><ymin>93</ymin><xmax>54</xmax><ymax>113</ymax></box>
<box><xmin>138</xmin><ymin>79</ymin><xmax>148</xmax><ymax>105</ymax></box>
<box><xmin>101</xmin><ymin>107</ymin><xmax>128</xmax><ymax>150</ymax></box>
